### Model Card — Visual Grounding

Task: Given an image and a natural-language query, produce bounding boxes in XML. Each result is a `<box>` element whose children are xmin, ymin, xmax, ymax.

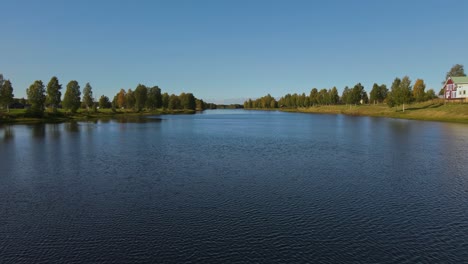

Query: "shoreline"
<box><xmin>0</xmin><ymin>109</ymin><xmax>197</xmax><ymax>125</ymax></box>
<box><xmin>246</xmin><ymin>101</ymin><xmax>468</xmax><ymax>124</ymax></box>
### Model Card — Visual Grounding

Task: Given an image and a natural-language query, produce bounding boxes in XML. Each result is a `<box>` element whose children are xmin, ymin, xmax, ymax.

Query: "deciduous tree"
<box><xmin>26</xmin><ymin>80</ymin><xmax>46</xmax><ymax>115</ymax></box>
<box><xmin>0</xmin><ymin>80</ymin><xmax>14</xmax><ymax>112</ymax></box>
<box><xmin>126</xmin><ymin>89</ymin><xmax>135</xmax><ymax>109</ymax></box>
<box><xmin>46</xmin><ymin>76</ymin><xmax>62</xmax><ymax>112</ymax></box>
<box><xmin>146</xmin><ymin>86</ymin><xmax>162</xmax><ymax>109</ymax></box>
<box><xmin>162</xmin><ymin>93</ymin><xmax>169</xmax><ymax>108</ymax></box>
<box><xmin>63</xmin><ymin>80</ymin><xmax>81</xmax><ymax>113</ymax></box>
<box><xmin>388</xmin><ymin>76</ymin><xmax>412</xmax><ymax>111</ymax></box>
<box><xmin>134</xmin><ymin>84</ymin><xmax>148</xmax><ymax>111</ymax></box>
<box><xmin>330</xmin><ymin>87</ymin><xmax>339</xmax><ymax>104</ymax></box>
<box><xmin>99</xmin><ymin>95</ymin><xmax>111</xmax><ymax>108</ymax></box>
<box><xmin>412</xmin><ymin>79</ymin><xmax>426</xmax><ymax>102</ymax></box>
<box><xmin>116</xmin><ymin>89</ymin><xmax>126</xmax><ymax>108</ymax></box>
<box><xmin>82</xmin><ymin>83</ymin><xmax>94</xmax><ymax>111</ymax></box>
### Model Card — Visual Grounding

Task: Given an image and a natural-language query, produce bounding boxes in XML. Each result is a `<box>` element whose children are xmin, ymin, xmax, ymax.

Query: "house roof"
<box><xmin>451</xmin><ymin>76</ymin><xmax>468</xmax><ymax>84</ymax></box>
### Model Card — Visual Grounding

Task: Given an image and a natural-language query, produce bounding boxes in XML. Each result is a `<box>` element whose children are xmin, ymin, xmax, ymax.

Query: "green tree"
<box><xmin>317</xmin><ymin>89</ymin><xmax>328</xmax><ymax>105</ymax></box>
<box><xmin>362</xmin><ymin>91</ymin><xmax>369</xmax><ymax>104</ymax></box>
<box><xmin>98</xmin><ymin>95</ymin><xmax>111</xmax><ymax>108</ymax></box>
<box><xmin>146</xmin><ymin>86</ymin><xmax>162</xmax><ymax>109</ymax></box>
<box><xmin>350</xmin><ymin>83</ymin><xmax>366</xmax><ymax>104</ymax></box>
<box><xmin>26</xmin><ymin>80</ymin><xmax>46</xmax><ymax>115</ymax></box>
<box><xmin>341</xmin><ymin>86</ymin><xmax>350</xmax><ymax>104</ymax></box>
<box><xmin>0</xmin><ymin>79</ymin><xmax>14</xmax><ymax>112</ymax></box>
<box><xmin>389</xmin><ymin>76</ymin><xmax>412</xmax><ymax>111</ymax></box>
<box><xmin>425</xmin><ymin>89</ymin><xmax>437</xmax><ymax>101</ymax></box>
<box><xmin>412</xmin><ymin>79</ymin><xmax>426</xmax><ymax>102</ymax></box>
<box><xmin>330</xmin><ymin>87</ymin><xmax>339</xmax><ymax>104</ymax></box>
<box><xmin>168</xmin><ymin>94</ymin><xmax>180</xmax><ymax>109</ymax></box>
<box><xmin>46</xmin><ymin>76</ymin><xmax>62</xmax><ymax>112</ymax></box>
<box><xmin>196</xmin><ymin>99</ymin><xmax>205</xmax><ymax>110</ymax></box>
<box><xmin>445</xmin><ymin>64</ymin><xmax>466</xmax><ymax>80</ymax></box>
<box><xmin>126</xmin><ymin>89</ymin><xmax>135</xmax><ymax>109</ymax></box>
<box><xmin>134</xmin><ymin>84</ymin><xmax>148</xmax><ymax>111</ymax></box>
<box><xmin>369</xmin><ymin>83</ymin><xmax>380</xmax><ymax>104</ymax></box>
<box><xmin>63</xmin><ymin>80</ymin><xmax>81</xmax><ymax>113</ymax></box>
<box><xmin>162</xmin><ymin>92</ymin><xmax>169</xmax><ymax>108</ymax></box>
<box><xmin>180</xmin><ymin>92</ymin><xmax>196</xmax><ymax>110</ymax></box>
<box><xmin>82</xmin><ymin>83</ymin><xmax>94</xmax><ymax>111</ymax></box>
<box><xmin>309</xmin><ymin>88</ymin><xmax>318</xmax><ymax>106</ymax></box>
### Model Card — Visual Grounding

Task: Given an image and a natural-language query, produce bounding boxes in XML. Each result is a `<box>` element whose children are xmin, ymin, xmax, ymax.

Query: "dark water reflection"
<box><xmin>0</xmin><ymin>111</ymin><xmax>467</xmax><ymax>263</ymax></box>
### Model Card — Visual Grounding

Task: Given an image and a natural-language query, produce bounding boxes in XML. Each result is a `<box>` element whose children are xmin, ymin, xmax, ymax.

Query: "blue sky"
<box><xmin>1</xmin><ymin>0</ymin><xmax>467</xmax><ymax>103</ymax></box>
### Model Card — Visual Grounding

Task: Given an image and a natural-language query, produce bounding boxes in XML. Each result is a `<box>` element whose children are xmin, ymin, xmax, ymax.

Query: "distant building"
<box><xmin>8</xmin><ymin>102</ymin><xmax>26</xmax><ymax>109</ymax></box>
<box><xmin>443</xmin><ymin>76</ymin><xmax>468</xmax><ymax>100</ymax></box>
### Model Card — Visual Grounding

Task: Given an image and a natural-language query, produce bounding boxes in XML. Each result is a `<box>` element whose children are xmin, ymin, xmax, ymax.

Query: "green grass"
<box><xmin>280</xmin><ymin>100</ymin><xmax>468</xmax><ymax>124</ymax></box>
<box><xmin>0</xmin><ymin>108</ymin><xmax>197</xmax><ymax>124</ymax></box>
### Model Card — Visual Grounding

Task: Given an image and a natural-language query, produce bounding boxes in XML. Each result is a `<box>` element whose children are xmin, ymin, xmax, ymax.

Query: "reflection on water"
<box><xmin>0</xmin><ymin>111</ymin><xmax>467</xmax><ymax>263</ymax></box>
<box><xmin>65</xmin><ymin>121</ymin><xmax>80</xmax><ymax>132</ymax></box>
<box><xmin>31</xmin><ymin>124</ymin><xmax>46</xmax><ymax>138</ymax></box>
<box><xmin>1</xmin><ymin>125</ymin><xmax>14</xmax><ymax>142</ymax></box>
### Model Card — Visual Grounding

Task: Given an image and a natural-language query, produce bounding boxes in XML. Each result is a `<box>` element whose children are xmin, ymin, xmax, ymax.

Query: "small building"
<box><xmin>8</xmin><ymin>102</ymin><xmax>26</xmax><ymax>109</ymax></box>
<box><xmin>443</xmin><ymin>76</ymin><xmax>468</xmax><ymax>100</ymax></box>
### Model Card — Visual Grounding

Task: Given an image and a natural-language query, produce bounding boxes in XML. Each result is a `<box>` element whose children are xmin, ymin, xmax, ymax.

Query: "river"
<box><xmin>1</xmin><ymin>110</ymin><xmax>467</xmax><ymax>263</ymax></box>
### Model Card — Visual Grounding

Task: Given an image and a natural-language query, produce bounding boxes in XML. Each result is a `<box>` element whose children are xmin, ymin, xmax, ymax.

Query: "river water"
<box><xmin>1</xmin><ymin>110</ymin><xmax>467</xmax><ymax>263</ymax></box>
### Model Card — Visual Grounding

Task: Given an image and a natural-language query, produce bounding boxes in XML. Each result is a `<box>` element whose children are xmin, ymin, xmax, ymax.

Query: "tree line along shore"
<box><xmin>1</xmin><ymin>64</ymin><xmax>467</xmax><ymax>124</ymax></box>
<box><xmin>0</xmin><ymin>75</ymin><xmax>220</xmax><ymax>123</ymax></box>
<box><xmin>243</xmin><ymin>64</ymin><xmax>468</xmax><ymax>123</ymax></box>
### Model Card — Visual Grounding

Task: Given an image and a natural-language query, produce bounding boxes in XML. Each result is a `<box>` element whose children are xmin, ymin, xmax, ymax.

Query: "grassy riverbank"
<box><xmin>0</xmin><ymin>108</ymin><xmax>196</xmax><ymax>124</ymax></box>
<box><xmin>279</xmin><ymin>100</ymin><xmax>468</xmax><ymax>124</ymax></box>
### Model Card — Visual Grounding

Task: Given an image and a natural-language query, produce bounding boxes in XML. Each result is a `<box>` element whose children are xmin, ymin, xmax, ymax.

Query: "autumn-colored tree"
<box><xmin>412</xmin><ymin>79</ymin><xmax>426</xmax><ymax>102</ymax></box>
<box><xmin>116</xmin><ymin>89</ymin><xmax>126</xmax><ymax>108</ymax></box>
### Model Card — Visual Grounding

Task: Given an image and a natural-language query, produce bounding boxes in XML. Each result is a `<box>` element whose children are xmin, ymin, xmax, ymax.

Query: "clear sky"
<box><xmin>2</xmin><ymin>0</ymin><xmax>467</xmax><ymax>103</ymax></box>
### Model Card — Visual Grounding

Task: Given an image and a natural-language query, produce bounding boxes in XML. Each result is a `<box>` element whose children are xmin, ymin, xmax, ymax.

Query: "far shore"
<box><xmin>0</xmin><ymin>108</ymin><xmax>196</xmax><ymax>125</ymax></box>
<box><xmin>246</xmin><ymin>100</ymin><xmax>468</xmax><ymax>124</ymax></box>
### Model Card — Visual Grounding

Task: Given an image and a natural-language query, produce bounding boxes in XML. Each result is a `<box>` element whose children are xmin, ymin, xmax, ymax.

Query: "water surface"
<box><xmin>1</xmin><ymin>110</ymin><xmax>467</xmax><ymax>263</ymax></box>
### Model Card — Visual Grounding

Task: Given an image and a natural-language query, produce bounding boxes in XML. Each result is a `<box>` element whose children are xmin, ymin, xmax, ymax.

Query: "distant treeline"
<box><xmin>215</xmin><ymin>104</ymin><xmax>244</xmax><ymax>109</ymax></box>
<box><xmin>245</xmin><ymin>78</ymin><xmax>437</xmax><ymax>110</ymax></box>
<box><xmin>0</xmin><ymin>74</ymin><xmax>210</xmax><ymax>116</ymax></box>
<box><xmin>245</xmin><ymin>65</ymin><xmax>467</xmax><ymax>111</ymax></box>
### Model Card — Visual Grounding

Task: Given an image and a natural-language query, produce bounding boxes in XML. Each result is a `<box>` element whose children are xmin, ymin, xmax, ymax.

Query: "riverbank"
<box><xmin>255</xmin><ymin>100</ymin><xmax>468</xmax><ymax>124</ymax></box>
<box><xmin>0</xmin><ymin>108</ymin><xmax>196</xmax><ymax>124</ymax></box>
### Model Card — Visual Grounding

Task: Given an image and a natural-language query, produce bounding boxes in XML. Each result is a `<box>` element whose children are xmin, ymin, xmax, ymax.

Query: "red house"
<box><xmin>443</xmin><ymin>76</ymin><xmax>468</xmax><ymax>100</ymax></box>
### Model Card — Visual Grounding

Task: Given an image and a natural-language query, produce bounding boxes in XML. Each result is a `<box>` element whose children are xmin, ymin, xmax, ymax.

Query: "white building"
<box><xmin>443</xmin><ymin>76</ymin><xmax>468</xmax><ymax>100</ymax></box>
